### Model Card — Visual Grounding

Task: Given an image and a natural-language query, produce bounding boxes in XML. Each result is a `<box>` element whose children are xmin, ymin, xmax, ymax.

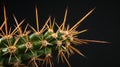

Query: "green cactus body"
<box><xmin>0</xmin><ymin>6</ymin><xmax>108</xmax><ymax>67</ymax></box>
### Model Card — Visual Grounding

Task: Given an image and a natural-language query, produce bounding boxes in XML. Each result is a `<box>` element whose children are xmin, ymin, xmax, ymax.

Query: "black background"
<box><xmin>0</xmin><ymin>0</ymin><xmax>119</xmax><ymax>67</ymax></box>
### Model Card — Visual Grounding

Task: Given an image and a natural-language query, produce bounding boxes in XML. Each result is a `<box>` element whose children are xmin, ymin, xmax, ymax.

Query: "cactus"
<box><xmin>0</xmin><ymin>5</ymin><xmax>108</xmax><ymax>67</ymax></box>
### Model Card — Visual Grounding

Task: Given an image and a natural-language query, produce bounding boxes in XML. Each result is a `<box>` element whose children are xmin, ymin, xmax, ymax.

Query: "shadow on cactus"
<box><xmin>0</xmin><ymin>5</ymin><xmax>109</xmax><ymax>67</ymax></box>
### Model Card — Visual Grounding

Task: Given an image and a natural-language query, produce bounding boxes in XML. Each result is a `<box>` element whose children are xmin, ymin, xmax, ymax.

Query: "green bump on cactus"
<box><xmin>0</xmin><ymin>5</ymin><xmax>109</xmax><ymax>67</ymax></box>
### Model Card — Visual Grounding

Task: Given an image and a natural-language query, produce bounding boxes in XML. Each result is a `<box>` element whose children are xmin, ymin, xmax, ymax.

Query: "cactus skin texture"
<box><xmin>0</xmin><ymin>5</ymin><xmax>109</xmax><ymax>67</ymax></box>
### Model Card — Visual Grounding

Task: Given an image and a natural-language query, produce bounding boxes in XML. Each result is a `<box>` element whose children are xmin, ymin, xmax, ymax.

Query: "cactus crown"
<box><xmin>0</xmin><ymin>6</ymin><xmax>108</xmax><ymax>67</ymax></box>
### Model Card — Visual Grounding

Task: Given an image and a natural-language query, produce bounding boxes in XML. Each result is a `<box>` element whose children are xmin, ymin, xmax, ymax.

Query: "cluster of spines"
<box><xmin>0</xmin><ymin>5</ymin><xmax>108</xmax><ymax>67</ymax></box>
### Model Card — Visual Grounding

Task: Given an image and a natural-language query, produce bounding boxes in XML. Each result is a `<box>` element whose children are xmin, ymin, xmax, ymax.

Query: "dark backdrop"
<box><xmin>0</xmin><ymin>0</ymin><xmax>119</xmax><ymax>67</ymax></box>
